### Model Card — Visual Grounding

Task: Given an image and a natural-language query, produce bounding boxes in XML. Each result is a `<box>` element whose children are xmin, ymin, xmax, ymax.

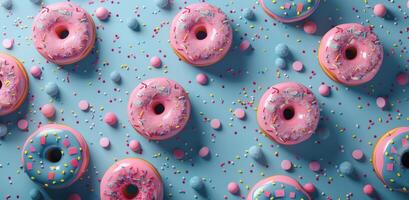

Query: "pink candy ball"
<box><xmin>373</xmin><ymin>4</ymin><xmax>387</xmax><ymax>18</ymax></box>
<box><xmin>376</xmin><ymin>97</ymin><xmax>387</xmax><ymax>109</ymax></box>
<box><xmin>239</xmin><ymin>40</ymin><xmax>251</xmax><ymax>52</ymax></box>
<box><xmin>2</xmin><ymin>38</ymin><xmax>14</xmax><ymax>49</ymax></box>
<box><xmin>104</xmin><ymin>112</ymin><xmax>118</xmax><ymax>126</ymax></box>
<box><xmin>396</xmin><ymin>72</ymin><xmax>408</xmax><ymax>86</ymax></box>
<box><xmin>292</xmin><ymin>61</ymin><xmax>304</xmax><ymax>72</ymax></box>
<box><xmin>78</xmin><ymin>100</ymin><xmax>90</xmax><ymax>111</ymax></box>
<box><xmin>173</xmin><ymin>148</ymin><xmax>184</xmax><ymax>160</ymax></box>
<box><xmin>41</xmin><ymin>104</ymin><xmax>56</xmax><ymax>118</ymax></box>
<box><xmin>196</xmin><ymin>73</ymin><xmax>208</xmax><ymax>85</ymax></box>
<box><xmin>129</xmin><ymin>140</ymin><xmax>141</xmax><ymax>152</ymax></box>
<box><xmin>95</xmin><ymin>7</ymin><xmax>109</xmax><ymax>20</ymax></box>
<box><xmin>352</xmin><ymin>149</ymin><xmax>364</xmax><ymax>160</ymax></box>
<box><xmin>17</xmin><ymin>119</ymin><xmax>29</xmax><ymax>131</ymax></box>
<box><xmin>318</xmin><ymin>84</ymin><xmax>330</xmax><ymax>97</ymax></box>
<box><xmin>30</xmin><ymin>66</ymin><xmax>42</xmax><ymax>78</ymax></box>
<box><xmin>67</xmin><ymin>193</ymin><xmax>81</xmax><ymax>200</ymax></box>
<box><xmin>234</xmin><ymin>108</ymin><xmax>246</xmax><ymax>120</ymax></box>
<box><xmin>281</xmin><ymin>160</ymin><xmax>293</xmax><ymax>171</ymax></box>
<box><xmin>309</xmin><ymin>161</ymin><xmax>321</xmax><ymax>172</ymax></box>
<box><xmin>150</xmin><ymin>56</ymin><xmax>162</xmax><ymax>68</ymax></box>
<box><xmin>303</xmin><ymin>21</ymin><xmax>317</xmax><ymax>35</ymax></box>
<box><xmin>303</xmin><ymin>183</ymin><xmax>316</xmax><ymax>193</ymax></box>
<box><xmin>227</xmin><ymin>182</ymin><xmax>240</xmax><ymax>194</ymax></box>
<box><xmin>99</xmin><ymin>137</ymin><xmax>110</xmax><ymax>148</ymax></box>
<box><xmin>363</xmin><ymin>184</ymin><xmax>374</xmax><ymax>195</ymax></box>
<box><xmin>210</xmin><ymin>119</ymin><xmax>221</xmax><ymax>130</ymax></box>
<box><xmin>198</xmin><ymin>146</ymin><xmax>210</xmax><ymax>158</ymax></box>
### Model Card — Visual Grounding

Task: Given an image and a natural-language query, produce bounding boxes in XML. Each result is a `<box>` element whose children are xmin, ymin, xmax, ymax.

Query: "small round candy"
<box><xmin>234</xmin><ymin>108</ymin><xmax>246</xmax><ymax>120</ymax></box>
<box><xmin>210</xmin><ymin>119</ymin><xmax>221</xmax><ymax>130</ymax></box>
<box><xmin>303</xmin><ymin>21</ymin><xmax>317</xmax><ymax>35</ymax></box>
<box><xmin>110</xmin><ymin>71</ymin><xmax>121</xmax><ymax>83</ymax></box>
<box><xmin>196</xmin><ymin>73</ymin><xmax>208</xmax><ymax>85</ymax></box>
<box><xmin>198</xmin><ymin>146</ymin><xmax>210</xmax><ymax>158</ymax></box>
<box><xmin>339</xmin><ymin>161</ymin><xmax>354</xmax><ymax>175</ymax></box>
<box><xmin>352</xmin><ymin>149</ymin><xmax>364</xmax><ymax>160</ymax></box>
<box><xmin>243</xmin><ymin>8</ymin><xmax>254</xmax><ymax>20</ymax></box>
<box><xmin>30</xmin><ymin>66</ymin><xmax>42</xmax><ymax>78</ymax></box>
<box><xmin>45</xmin><ymin>82</ymin><xmax>59</xmax><ymax>97</ymax></box>
<box><xmin>1</xmin><ymin>0</ymin><xmax>12</xmax><ymax>10</ymax></box>
<box><xmin>104</xmin><ymin>112</ymin><xmax>118</xmax><ymax>126</ymax></box>
<box><xmin>376</xmin><ymin>97</ymin><xmax>387</xmax><ymax>109</ymax></box>
<box><xmin>2</xmin><ymin>38</ymin><xmax>14</xmax><ymax>49</ymax></box>
<box><xmin>78</xmin><ymin>100</ymin><xmax>90</xmax><ymax>111</ymax></box>
<box><xmin>248</xmin><ymin>145</ymin><xmax>262</xmax><ymax>160</ymax></box>
<box><xmin>41</xmin><ymin>104</ymin><xmax>56</xmax><ymax>118</ymax></box>
<box><xmin>173</xmin><ymin>148</ymin><xmax>184</xmax><ymax>160</ymax></box>
<box><xmin>127</xmin><ymin>18</ymin><xmax>140</xmax><ymax>31</ymax></box>
<box><xmin>0</xmin><ymin>123</ymin><xmax>7</xmax><ymax>137</ymax></box>
<box><xmin>292</xmin><ymin>61</ymin><xmax>304</xmax><ymax>72</ymax></box>
<box><xmin>99</xmin><ymin>137</ymin><xmax>110</xmax><ymax>148</ymax></box>
<box><xmin>363</xmin><ymin>184</ymin><xmax>374</xmax><ymax>195</ymax></box>
<box><xmin>281</xmin><ymin>160</ymin><xmax>292</xmax><ymax>171</ymax></box>
<box><xmin>67</xmin><ymin>193</ymin><xmax>81</xmax><ymax>200</ymax></box>
<box><xmin>274</xmin><ymin>43</ymin><xmax>289</xmax><ymax>58</ymax></box>
<box><xmin>318</xmin><ymin>84</ymin><xmax>330</xmax><ymax>97</ymax></box>
<box><xmin>95</xmin><ymin>7</ymin><xmax>109</xmax><ymax>20</ymax></box>
<box><xmin>227</xmin><ymin>182</ymin><xmax>240</xmax><ymax>194</ymax></box>
<box><xmin>396</xmin><ymin>72</ymin><xmax>408</xmax><ymax>86</ymax></box>
<box><xmin>239</xmin><ymin>40</ymin><xmax>251</xmax><ymax>52</ymax></box>
<box><xmin>189</xmin><ymin>176</ymin><xmax>204</xmax><ymax>190</ymax></box>
<box><xmin>150</xmin><ymin>56</ymin><xmax>162</xmax><ymax>68</ymax></box>
<box><xmin>129</xmin><ymin>140</ymin><xmax>141</xmax><ymax>152</ymax></box>
<box><xmin>275</xmin><ymin>58</ymin><xmax>286</xmax><ymax>69</ymax></box>
<box><xmin>29</xmin><ymin>188</ymin><xmax>43</xmax><ymax>200</ymax></box>
<box><xmin>17</xmin><ymin>119</ymin><xmax>29</xmax><ymax>131</ymax></box>
<box><xmin>303</xmin><ymin>183</ymin><xmax>316</xmax><ymax>193</ymax></box>
<box><xmin>155</xmin><ymin>0</ymin><xmax>169</xmax><ymax>8</ymax></box>
<box><xmin>30</xmin><ymin>0</ymin><xmax>42</xmax><ymax>5</ymax></box>
<box><xmin>373</xmin><ymin>4</ymin><xmax>387</xmax><ymax>18</ymax></box>
<box><xmin>309</xmin><ymin>161</ymin><xmax>321</xmax><ymax>172</ymax></box>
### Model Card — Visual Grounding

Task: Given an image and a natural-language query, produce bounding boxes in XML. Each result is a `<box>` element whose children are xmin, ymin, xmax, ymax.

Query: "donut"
<box><xmin>0</xmin><ymin>53</ymin><xmax>29</xmax><ymax>116</ymax></box>
<box><xmin>100</xmin><ymin>158</ymin><xmax>164</xmax><ymax>200</ymax></box>
<box><xmin>32</xmin><ymin>2</ymin><xmax>96</xmax><ymax>65</ymax></box>
<box><xmin>21</xmin><ymin>124</ymin><xmax>89</xmax><ymax>188</ymax></box>
<box><xmin>257</xmin><ymin>82</ymin><xmax>320</xmax><ymax>145</ymax></box>
<box><xmin>318</xmin><ymin>23</ymin><xmax>383</xmax><ymax>86</ymax></box>
<box><xmin>372</xmin><ymin>127</ymin><xmax>409</xmax><ymax>192</ymax></box>
<box><xmin>259</xmin><ymin>0</ymin><xmax>320</xmax><ymax>23</ymax></box>
<box><xmin>169</xmin><ymin>3</ymin><xmax>233</xmax><ymax>67</ymax></box>
<box><xmin>247</xmin><ymin>175</ymin><xmax>311</xmax><ymax>200</ymax></box>
<box><xmin>127</xmin><ymin>78</ymin><xmax>191</xmax><ymax>140</ymax></box>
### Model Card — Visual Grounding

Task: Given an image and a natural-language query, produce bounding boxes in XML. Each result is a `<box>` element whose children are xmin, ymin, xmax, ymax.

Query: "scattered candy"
<box><xmin>303</xmin><ymin>183</ymin><xmax>316</xmax><ymax>193</ymax></box>
<box><xmin>239</xmin><ymin>40</ymin><xmax>251</xmax><ymax>52</ymax></box>
<box><xmin>210</xmin><ymin>119</ymin><xmax>221</xmax><ymax>130</ymax></box>
<box><xmin>78</xmin><ymin>100</ymin><xmax>90</xmax><ymax>111</ymax></box>
<box><xmin>155</xmin><ymin>0</ymin><xmax>169</xmax><ymax>8</ymax></box>
<box><xmin>227</xmin><ymin>182</ymin><xmax>240</xmax><ymax>194</ymax></box>
<box><xmin>274</xmin><ymin>43</ymin><xmax>289</xmax><ymax>58</ymax></box>
<box><xmin>275</xmin><ymin>57</ymin><xmax>287</xmax><ymax>69</ymax></box>
<box><xmin>248</xmin><ymin>145</ymin><xmax>262</xmax><ymax>160</ymax></box>
<box><xmin>110</xmin><ymin>71</ymin><xmax>121</xmax><ymax>83</ymax></box>
<box><xmin>292</xmin><ymin>61</ymin><xmax>304</xmax><ymax>72</ymax></box>
<box><xmin>104</xmin><ymin>112</ymin><xmax>118</xmax><ymax>126</ymax></box>
<box><xmin>41</xmin><ymin>104</ymin><xmax>56</xmax><ymax>118</ymax></box>
<box><xmin>373</xmin><ymin>4</ymin><xmax>387</xmax><ymax>18</ymax></box>
<box><xmin>189</xmin><ymin>176</ymin><xmax>204</xmax><ymax>190</ymax></box>
<box><xmin>234</xmin><ymin>108</ymin><xmax>246</xmax><ymax>120</ymax></box>
<box><xmin>95</xmin><ymin>7</ymin><xmax>109</xmax><ymax>20</ymax></box>
<box><xmin>99</xmin><ymin>137</ymin><xmax>110</xmax><ymax>148</ymax></box>
<box><xmin>129</xmin><ymin>140</ymin><xmax>141</xmax><ymax>152</ymax></box>
<box><xmin>243</xmin><ymin>8</ymin><xmax>254</xmax><ymax>20</ymax></box>
<box><xmin>376</xmin><ymin>97</ymin><xmax>387</xmax><ymax>109</ymax></box>
<box><xmin>396</xmin><ymin>72</ymin><xmax>408</xmax><ymax>86</ymax></box>
<box><xmin>339</xmin><ymin>161</ymin><xmax>354</xmax><ymax>175</ymax></box>
<box><xmin>0</xmin><ymin>123</ymin><xmax>7</xmax><ymax>137</ymax></box>
<box><xmin>17</xmin><ymin>119</ymin><xmax>28</xmax><ymax>131</ymax></box>
<box><xmin>303</xmin><ymin>21</ymin><xmax>317</xmax><ymax>34</ymax></box>
<box><xmin>150</xmin><ymin>56</ymin><xmax>162</xmax><ymax>68</ymax></box>
<box><xmin>318</xmin><ymin>84</ymin><xmax>330</xmax><ymax>97</ymax></box>
<box><xmin>198</xmin><ymin>146</ymin><xmax>210</xmax><ymax>158</ymax></box>
<box><xmin>173</xmin><ymin>148</ymin><xmax>184</xmax><ymax>160</ymax></box>
<box><xmin>29</xmin><ymin>188</ymin><xmax>42</xmax><ymax>200</ymax></box>
<box><xmin>2</xmin><ymin>38</ymin><xmax>14</xmax><ymax>49</ymax></box>
<box><xmin>196</xmin><ymin>73</ymin><xmax>208</xmax><ymax>85</ymax></box>
<box><xmin>309</xmin><ymin>161</ymin><xmax>321</xmax><ymax>172</ymax></box>
<box><xmin>30</xmin><ymin>66</ymin><xmax>42</xmax><ymax>78</ymax></box>
<box><xmin>352</xmin><ymin>149</ymin><xmax>364</xmax><ymax>161</ymax></box>
<box><xmin>45</xmin><ymin>82</ymin><xmax>59</xmax><ymax>97</ymax></box>
<box><xmin>363</xmin><ymin>184</ymin><xmax>374</xmax><ymax>196</ymax></box>
<box><xmin>281</xmin><ymin>160</ymin><xmax>292</xmax><ymax>171</ymax></box>
<box><xmin>127</xmin><ymin>18</ymin><xmax>140</xmax><ymax>31</ymax></box>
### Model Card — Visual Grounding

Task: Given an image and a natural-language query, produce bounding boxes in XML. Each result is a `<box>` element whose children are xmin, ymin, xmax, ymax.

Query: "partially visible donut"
<box><xmin>259</xmin><ymin>0</ymin><xmax>320</xmax><ymax>23</ymax></box>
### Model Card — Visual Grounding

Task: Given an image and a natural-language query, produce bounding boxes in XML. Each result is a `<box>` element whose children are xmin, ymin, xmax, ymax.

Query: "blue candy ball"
<box><xmin>275</xmin><ymin>43</ymin><xmax>289</xmax><ymax>58</ymax></box>
<box><xmin>339</xmin><ymin>161</ymin><xmax>354</xmax><ymax>175</ymax></box>
<box><xmin>127</xmin><ymin>18</ymin><xmax>140</xmax><ymax>31</ymax></box>
<box><xmin>243</xmin><ymin>8</ymin><xmax>254</xmax><ymax>20</ymax></box>
<box><xmin>155</xmin><ymin>0</ymin><xmax>169</xmax><ymax>9</ymax></box>
<box><xmin>29</xmin><ymin>188</ymin><xmax>43</xmax><ymax>200</ymax></box>
<box><xmin>1</xmin><ymin>0</ymin><xmax>12</xmax><ymax>10</ymax></box>
<box><xmin>275</xmin><ymin>58</ymin><xmax>287</xmax><ymax>69</ymax></box>
<box><xmin>249</xmin><ymin>145</ymin><xmax>262</xmax><ymax>160</ymax></box>
<box><xmin>189</xmin><ymin>176</ymin><xmax>204</xmax><ymax>190</ymax></box>
<box><xmin>0</xmin><ymin>124</ymin><xmax>7</xmax><ymax>137</ymax></box>
<box><xmin>30</xmin><ymin>0</ymin><xmax>42</xmax><ymax>5</ymax></box>
<box><xmin>110</xmin><ymin>71</ymin><xmax>121</xmax><ymax>83</ymax></box>
<box><xmin>45</xmin><ymin>82</ymin><xmax>59</xmax><ymax>97</ymax></box>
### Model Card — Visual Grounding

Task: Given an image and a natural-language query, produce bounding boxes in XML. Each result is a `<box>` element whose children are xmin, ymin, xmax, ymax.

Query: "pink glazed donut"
<box><xmin>0</xmin><ymin>53</ymin><xmax>29</xmax><ymax>116</ymax></box>
<box><xmin>100</xmin><ymin>158</ymin><xmax>164</xmax><ymax>200</ymax></box>
<box><xmin>372</xmin><ymin>127</ymin><xmax>409</xmax><ymax>192</ymax></box>
<box><xmin>128</xmin><ymin>78</ymin><xmax>191</xmax><ymax>140</ymax></box>
<box><xmin>257</xmin><ymin>82</ymin><xmax>320</xmax><ymax>145</ymax></box>
<box><xmin>318</xmin><ymin>23</ymin><xmax>383</xmax><ymax>86</ymax></box>
<box><xmin>32</xmin><ymin>2</ymin><xmax>96</xmax><ymax>65</ymax></box>
<box><xmin>169</xmin><ymin>3</ymin><xmax>233</xmax><ymax>66</ymax></box>
<box><xmin>247</xmin><ymin>175</ymin><xmax>311</xmax><ymax>200</ymax></box>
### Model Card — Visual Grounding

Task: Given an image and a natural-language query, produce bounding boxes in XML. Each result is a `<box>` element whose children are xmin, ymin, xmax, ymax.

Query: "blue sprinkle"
<box><xmin>189</xmin><ymin>176</ymin><xmax>204</xmax><ymax>190</ymax></box>
<box><xmin>0</xmin><ymin>123</ymin><xmax>7</xmax><ymax>137</ymax></box>
<box><xmin>110</xmin><ymin>71</ymin><xmax>121</xmax><ymax>83</ymax></box>
<box><xmin>45</xmin><ymin>82</ymin><xmax>59</xmax><ymax>97</ymax></box>
<box><xmin>29</xmin><ymin>188</ymin><xmax>43</xmax><ymax>200</ymax></box>
<box><xmin>243</xmin><ymin>8</ymin><xmax>254</xmax><ymax>20</ymax></box>
<box><xmin>127</xmin><ymin>18</ymin><xmax>140</xmax><ymax>31</ymax></box>
<box><xmin>1</xmin><ymin>0</ymin><xmax>12</xmax><ymax>10</ymax></box>
<box><xmin>30</xmin><ymin>0</ymin><xmax>41</xmax><ymax>4</ymax></box>
<box><xmin>155</xmin><ymin>0</ymin><xmax>169</xmax><ymax>9</ymax></box>
<box><xmin>249</xmin><ymin>145</ymin><xmax>262</xmax><ymax>160</ymax></box>
<box><xmin>339</xmin><ymin>161</ymin><xmax>354</xmax><ymax>175</ymax></box>
<box><xmin>275</xmin><ymin>58</ymin><xmax>287</xmax><ymax>69</ymax></box>
<box><xmin>275</xmin><ymin>43</ymin><xmax>289</xmax><ymax>58</ymax></box>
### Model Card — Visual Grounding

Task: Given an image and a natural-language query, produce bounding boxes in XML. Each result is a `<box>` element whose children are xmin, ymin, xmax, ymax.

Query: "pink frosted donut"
<box><xmin>257</xmin><ymin>82</ymin><xmax>320</xmax><ymax>145</ymax></box>
<box><xmin>100</xmin><ymin>158</ymin><xmax>164</xmax><ymax>200</ymax></box>
<box><xmin>318</xmin><ymin>23</ymin><xmax>383</xmax><ymax>86</ymax></box>
<box><xmin>169</xmin><ymin>3</ymin><xmax>233</xmax><ymax>67</ymax></box>
<box><xmin>0</xmin><ymin>53</ymin><xmax>29</xmax><ymax>116</ymax></box>
<box><xmin>128</xmin><ymin>78</ymin><xmax>191</xmax><ymax>140</ymax></box>
<box><xmin>21</xmin><ymin>124</ymin><xmax>89</xmax><ymax>188</ymax></box>
<box><xmin>32</xmin><ymin>2</ymin><xmax>96</xmax><ymax>65</ymax></box>
<box><xmin>372</xmin><ymin>127</ymin><xmax>409</xmax><ymax>192</ymax></box>
<box><xmin>247</xmin><ymin>175</ymin><xmax>311</xmax><ymax>200</ymax></box>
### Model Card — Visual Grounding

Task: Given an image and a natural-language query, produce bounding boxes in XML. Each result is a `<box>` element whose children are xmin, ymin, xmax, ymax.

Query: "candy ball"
<box><xmin>95</xmin><ymin>7</ymin><xmax>109</xmax><ymax>20</ymax></box>
<box><xmin>129</xmin><ymin>140</ymin><xmax>141</xmax><ymax>152</ymax></box>
<box><xmin>110</xmin><ymin>71</ymin><xmax>121</xmax><ymax>83</ymax></box>
<box><xmin>45</xmin><ymin>82</ymin><xmax>59</xmax><ymax>97</ymax></box>
<box><xmin>196</xmin><ymin>73</ymin><xmax>208</xmax><ymax>85</ymax></box>
<box><xmin>78</xmin><ymin>100</ymin><xmax>90</xmax><ymax>111</ymax></box>
<box><xmin>249</xmin><ymin>145</ymin><xmax>262</xmax><ymax>160</ymax></box>
<box><xmin>29</xmin><ymin>188</ymin><xmax>43</xmax><ymax>200</ymax></box>
<box><xmin>189</xmin><ymin>176</ymin><xmax>204</xmax><ymax>190</ymax></box>
<box><xmin>373</xmin><ymin>4</ymin><xmax>387</xmax><ymax>18</ymax></box>
<box><xmin>243</xmin><ymin>8</ymin><xmax>254</xmax><ymax>20</ymax></box>
<box><xmin>155</xmin><ymin>0</ymin><xmax>169</xmax><ymax>8</ymax></box>
<box><xmin>127</xmin><ymin>18</ymin><xmax>140</xmax><ymax>31</ymax></box>
<box><xmin>363</xmin><ymin>184</ymin><xmax>374</xmax><ymax>195</ymax></box>
<box><xmin>198</xmin><ymin>146</ymin><xmax>210</xmax><ymax>158</ymax></box>
<box><xmin>339</xmin><ymin>161</ymin><xmax>354</xmax><ymax>175</ymax></box>
<box><xmin>99</xmin><ymin>137</ymin><xmax>110</xmax><ymax>148</ymax></box>
<box><xmin>318</xmin><ymin>84</ymin><xmax>330</xmax><ymax>97</ymax></box>
<box><xmin>41</xmin><ymin>104</ymin><xmax>56</xmax><ymax>118</ymax></box>
<box><xmin>281</xmin><ymin>160</ymin><xmax>293</xmax><ymax>171</ymax></box>
<box><xmin>274</xmin><ymin>43</ymin><xmax>289</xmax><ymax>58</ymax></box>
<box><xmin>30</xmin><ymin>66</ymin><xmax>42</xmax><ymax>78</ymax></box>
<box><xmin>275</xmin><ymin>58</ymin><xmax>287</xmax><ymax>69</ymax></box>
<box><xmin>150</xmin><ymin>56</ymin><xmax>162</xmax><ymax>68</ymax></box>
<box><xmin>303</xmin><ymin>21</ymin><xmax>317</xmax><ymax>34</ymax></box>
<box><xmin>0</xmin><ymin>123</ymin><xmax>7</xmax><ymax>137</ymax></box>
<box><xmin>210</xmin><ymin>119</ymin><xmax>221</xmax><ymax>130</ymax></box>
<box><xmin>352</xmin><ymin>149</ymin><xmax>364</xmax><ymax>160</ymax></box>
<box><xmin>104</xmin><ymin>112</ymin><xmax>118</xmax><ymax>126</ymax></box>
<box><xmin>303</xmin><ymin>183</ymin><xmax>316</xmax><ymax>193</ymax></box>
<box><xmin>227</xmin><ymin>182</ymin><xmax>240</xmax><ymax>194</ymax></box>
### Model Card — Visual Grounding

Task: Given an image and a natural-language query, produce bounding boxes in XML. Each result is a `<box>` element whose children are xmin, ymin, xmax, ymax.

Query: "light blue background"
<box><xmin>1</xmin><ymin>0</ymin><xmax>409</xmax><ymax>199</ymax></box>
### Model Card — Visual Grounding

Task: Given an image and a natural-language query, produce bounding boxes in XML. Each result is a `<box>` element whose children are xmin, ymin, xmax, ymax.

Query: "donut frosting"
<box><xmin>21</xmin><ymin>124</ymin><xmax>89</xmax><ymax>188</ymax></box>
<box><xmin>257</xmin><ymin>82</ymin><xmax>320</xmax><ymax>145</ymax></box>
<box><xmin>259</xmin><ymin>0</ymin><xmax>320</xmax><ymax>23</ymax></box>
<box><xmin>32</xmin><ymin>2</ymin><xmax>96</xmax><ymax>65</ymax></box>
<box><xmin>128</xmin><ymin>78</ymin><xmax>191</xmax><ymax>140</ymax></box>
<box><xmin>100</xmin><ymin>158</ymin><xmax>164</xmax><ymax>200</ymax></box>
<box><xmin>373</xmin><ymin>127</ymin><xmax>409</xmax><ymax>192</ymax></box>
<box><xmin>0</xmin><ymin>53</ymin><xmax>29</xmax><ymax>116</ymax></box>
<box><xmin>169</xmin><ymin>3</ymin><xmax>233</xmax><ymax>66</ymax></box>
<box><xmin>318</xmin><ymin>23</ymin><xmax>383</xmax><ymax>86</ymax></box>
<box><xmin>247</xmin><ymin>175</ymin><xmax>311</xmax><ymax>200</ymax></box>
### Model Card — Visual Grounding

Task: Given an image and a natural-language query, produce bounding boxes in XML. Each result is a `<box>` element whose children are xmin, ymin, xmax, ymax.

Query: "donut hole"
<box><xmin>401</xmin><ymin>151</ymin><xmax>409</xmax><ymax>168</ymax></box>
<box><xmin>55</xmin><ymin>25</ymin><xmax>70</xmax><ymax>39</ymax></box>
<box><xmin>46</xmin><ymin>147</ymin><xmax>62</xmax><ymax>163</ymax></box>
<box><xmin>122</xmin><ymin>184</ymin><xmax>139</xmax><ymax>199</ymax></box>
<box><xmin>283</xmin><ymin>106</ymin><xmax>295</xmax><ymax>120</ymax></box>
<box><xmin>153</xmin><ymin>103</ymin><xmax>165</xmax><ymax>115</ymax></box>
<box><xmin>345</xmin><ymin>46</ymin><xmax>358</xmax><ymax>60</ymax></box>
<box><xmin>195</xmin><ymin>27</ymin><xmax>208</xmax><ymax>40</ymax></box>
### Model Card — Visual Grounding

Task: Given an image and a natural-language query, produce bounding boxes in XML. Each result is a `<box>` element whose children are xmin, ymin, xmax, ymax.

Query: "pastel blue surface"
<box><xmin>0</xmin><ymin>0</ymin><xmax>409</xmax><ymax>200</ymax></box>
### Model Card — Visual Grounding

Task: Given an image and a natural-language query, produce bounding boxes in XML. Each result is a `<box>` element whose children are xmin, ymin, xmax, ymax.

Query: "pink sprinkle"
<box><xmin>196</xmin><ymin>73</ymin><xmax>208</xmax><ymax>85</ymax></box>
<box><xmin>386</xmin><ymin>163</ymin><xmax>394</xmax><ymax>171</ymax></box>
<box><xmin>281</xmin><ymin>160</ymin><xmax>292</xmax><ymax>171</ymax></box>
<box><xmin>239</xmin><ymin>40</ymin><xmax>251</xmax><ymax>52</ymax></box>
<box><xmin>318</xmin><ymin>84</ymin><xmax>330</xmax><ymax>97</ymax></box>
<box><xmin>275</xmin><ymin>189</ymin><xmax>285</xmax><ymax>197</ymax></box>
<box><xmin>373</xmin><ymin>4</ymin><xmax>387</xmax><ymax>18</ymax></box>
<box><xmin>292</xmin><ymin>61</ymin><xmax>304</xmax><ymax>72</ymax></box>
<box><xmin>309</xmin><ymin>161</ymin><xmax>321</xmax><ymax>172</ymax></box>
<box><xmin>303</xmin><ymin>183</ymin><xmax>316</xmax><ymax>193</ymax></box>
<box><xmin>95</xmin><ymin>7</ymin><xmax>109</xmax><ymax>20</ymax></box>
<box><xmin>63</xmin><ymin>139</ymin><xmax>70</xmax><ymax>147</ymax></box>
<box><xmin>210</xmin><ymin>119</ymin><xmax>221</xmax><ymax>130</ymax></box>
<box><xmin>17</xmin><ymin>119</ymin><xmax>28</xmax><ymax>131</ymax></box>
<box><xmin>173</xmin><ymin>148</ymin><xmax>184</xmax><ymax>160</ymax></box>
<box><xmin>40</xmin><ymin>136</ymin><xmax>46</xmax><ymax>145</ymax></box>
<box><xmin>129</xmin><ymin>140</ymin><xmax>141</xmax><ymax>152</ymax></box>
<box><xmin>352</xmin><ymin>149</ymin><xmax>364</xmax><ymax>160</ymax></box>
<box><xmin>396</xmin><ymin>72</ymin><xmax>408</xmax><ymax>86</ymax></box>
<box><xmin>363</xmin><ymin>184</ymin><xmax>374</xmax><ymax>195</ymax></box>
<box><xmin>48</xmin><ymin>172</ymin><xmax>55</xmax><ymax>180</ymax></box>
<box><xmin>198</xmin><ymin>146</ymin><xmax>210</xmax><ymax>158</ymax></box>
<box><xmin>78</xmin><ymin>100</ymin><xmax>90</xmax><ymax>111</ymax></box>
<box><xmin>26</xmin><ymin>162</ymin><xmax>33</xmax><ymax>170</ymax></box>
<box><xmin>68</xmin><ymin>147</ymin><xmax>78</xmax><ymax>155</ymax></box>
<box><xmin>234</xmin><ymin>108</ymin><xmax>246</xmax><ymax>120</ymax></box>
<box><xmin>264</xmin><ymin>191</ymin><xmax>271</xmax><ymax>197</ymax></box>
<box><xmin>104</xmin><ymin>112</ymin><xmax>118</xmax><ymax>126</ymax></box>
<box><xmin>227</xmin><ymin>182</ymin><xmax>240</xmax><ymax>194</ymax></box>
<box><xmin>303</xmin><ymin>21</ymin><xmax>317</xmax><ymax>35</ymax></box>
<box><xmin>99</xmin><ymin>137</ymin><xmax>110</xmax><ymax>148</ymax></box>
<box><xmin>150</xmin><ymin>56</ymin><xmax>162</xmax><ymax>68</ymax></box>
<box><xmin>41</xmin><ymin>104</ymin><xmax>56</xmax><ymax>118</ymax></box>
<box><xmin>67</xmin><ymin>193</ymin><xmax>82</xmax><ymax>200</ymax></box>
<box><xmin>71</xmin><ymin>159</ymin><xmax>78</xmax><ymax>168</ymax></box>
<box><xmin>2</xmin><ymin>38</ymin><xmax>14</xmax><ymax>49</ymax></box>
<box><xmin>289</xmin><ymin>192</ymin><xmax>296</xmax><ymax>199</ymax></box>
<box><xmin>376</xmin><ymin>97</ymin><xmax>387</xmax><ymax>109</ymax></box>
<box><xmin>30</xmin><ymin>66</ymin><xmax>42</xmax><ymax>78</ymax></box>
